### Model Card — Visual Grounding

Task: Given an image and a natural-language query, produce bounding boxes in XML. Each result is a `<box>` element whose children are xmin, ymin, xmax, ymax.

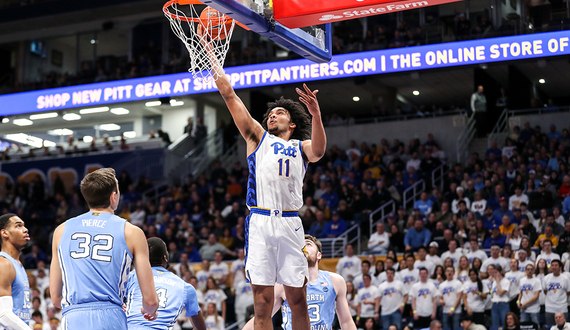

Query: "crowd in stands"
<box><xmin>337</xmin><ymin>120</ymin><xmax>570</xmax><ymax>330</ymax></box>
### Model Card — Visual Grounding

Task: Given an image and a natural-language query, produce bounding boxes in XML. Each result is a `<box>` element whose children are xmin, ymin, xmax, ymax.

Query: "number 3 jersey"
<box><xmin>0</xmin><ymin>252</ymin><xmax>31</xmax><ymax>325</ymax></box>
<box><xmin>125</xmin><ymin>267</ymin><xmax>201</xmax><ymax>330</ymax></box>
<box><xmin>282</xmin><ymin>271</ymin><xmax>337</xmax><ymax>330</ymax></box>
<box><xmin>246</xmin><ymin>132</ymin><xmax>306</xmax><ymax>211</ymax></box>
<box><xmin>57</xmin><ymin>212</ymin><xmax>133</xmax><ymax>308</ymax></box>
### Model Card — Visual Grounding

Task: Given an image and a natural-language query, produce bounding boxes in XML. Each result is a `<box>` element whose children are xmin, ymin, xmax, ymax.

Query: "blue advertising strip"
<box><xmin>1</xmin><ymin>30</ymin><xmax>569</xmax><ymax>116</ymax></box>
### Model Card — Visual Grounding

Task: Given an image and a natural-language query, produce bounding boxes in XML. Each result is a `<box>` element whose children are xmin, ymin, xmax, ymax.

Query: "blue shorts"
<box><xmin>62</xmin><ymin>302</ymin><xmax>127</xmax><ymax>330</ymax></box>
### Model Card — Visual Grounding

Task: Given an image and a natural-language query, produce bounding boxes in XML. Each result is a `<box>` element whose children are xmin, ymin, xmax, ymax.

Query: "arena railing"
<box><xmin>431</xmin><ymin>163</ymin><xmax>450</xmax><ymax>192</ymax></box>
<box><xmin>488</xmin><ymin>108</ymin><xmax>509</xmax><ymax>148</ymax></box>
<box><xmin>319</xmin><ymin>224</ymin><xmax>361</xmax><ymax>258</ymax></box>
<box><xmin>344</xmin><ymin>110</ymin><xmax>468</xmax><ymax>126</ymax></box>
<box><xmin>369</xmin><ymin>200</ymin><xmax>396</xmax><ymax>238</ymax></box>
<box><xmin>403</xmin><ymin>180</ymin><xmax>426</xmax><ymax>209</ymax></box>
<box><xmin>455</xmin><ymin>113</ymin><xmax>476</xmax><ymax>164</ymax></box>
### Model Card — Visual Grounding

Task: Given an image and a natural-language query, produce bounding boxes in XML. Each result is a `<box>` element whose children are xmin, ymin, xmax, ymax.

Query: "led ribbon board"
<box><xmin>0</xmin><ymin>31</ymin><xmax>568</xmax><ymax>116</ymax></box>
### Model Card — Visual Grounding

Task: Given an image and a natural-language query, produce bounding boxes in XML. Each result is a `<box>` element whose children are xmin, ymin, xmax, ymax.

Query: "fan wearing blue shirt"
<box><xmin>321</xmin><ymin>211</ymin><xmax>347</xmax><ymax>238</ymax></box>
<box><xmin>126</xmin><ymin>237</ymin><xmax>206</xmax><ymax>330</ymax></box>
<box><xmin>414</xmin><ymin>193</ymin><xmax>433</xmax><ymax>216</ymax></box>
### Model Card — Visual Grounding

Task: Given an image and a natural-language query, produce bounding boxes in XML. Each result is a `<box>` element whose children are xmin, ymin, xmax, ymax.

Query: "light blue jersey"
<box><xmin>57</xmin><ymin>211</ymin><xmax>133</xmax><ymax>309</ymax></box>
<box><xmin>126</xmin><ymin>267</ymin><xmax>201</xmax><ymax>330</ymax></box>
<box><xmin>0</xmin><ymin>252</ymin><xmax>31</xmax><ymax>325</ymax></box>
<box><xmin>282</xmin><ymin>271</ymin><xmax>336</xmax><ymax>330</ymax></box>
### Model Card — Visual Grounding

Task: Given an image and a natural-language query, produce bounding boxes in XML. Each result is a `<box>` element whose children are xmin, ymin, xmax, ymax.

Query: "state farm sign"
<box><xmin>274</xmin><ymin>0</ymin><xmax>462</xmax><ymax>29</ymax></box>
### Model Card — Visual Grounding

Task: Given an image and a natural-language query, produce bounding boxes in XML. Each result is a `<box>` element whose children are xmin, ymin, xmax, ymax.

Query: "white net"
<box><xmin>163</xmin><ymin>0</ymin><xmax>236</xmax><ymax>81</ymax></box>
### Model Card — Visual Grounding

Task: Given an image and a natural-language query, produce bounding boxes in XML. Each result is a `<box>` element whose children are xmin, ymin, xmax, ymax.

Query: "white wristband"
<box><xmin>0</xmin><ymin>296</ymin><xmax>31</xmax><ymax>330</ymax></box>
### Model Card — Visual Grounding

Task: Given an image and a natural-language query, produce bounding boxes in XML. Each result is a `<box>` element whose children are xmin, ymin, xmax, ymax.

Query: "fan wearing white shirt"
<box><xmin>509</xmin><ymin>186</ymin><xmax>529</xmax><ymax>210</ymax></box>
<box><xmin>543</xmin><ymin>260</ymin><xmax>570</xmax><ymax>324</ymax></box>
<box><xmin>517</xmin><ymin>263</ymin><xmax>541</xmax><ymax>327</ymax></box>
<box><xmin>490</xmin><ymin>265</ymin><xmax>511</xmax><ymax>327</ymax></box>
<box><xmin>439</xmin><ymin>266</ymin><xmax>463</xmax><ymax>330</ymax></box>
<box><xmin>466</xmin><ymin>235</ymin><xmax>488</xmax><ymax>265</ymax></box>
<box><xmin>378</xmin><ymin>268</ymin><xmax>408</xmax><ymax>330</ymax></box>
<box><xmin>209</xmin><ymin>251</ymin><xmax>229</xmax><ymax>289</ymax></box>
<box><xmin>229</xmin><ymin>249</ymin><xmax>246</xmax><ymax>287</ymax></box>
<box><xmin>462</xmin><ymin>268</ymin><xmax>489</xmax><ymax>326</ymax></box>
<box><xmin>470</xmin><ymin>191</ymin><xmax>487</xmax><ymax>216</ymax></box>
<box><xmin>377</xmin><ymin>258</ymin><xmax>402</xmax><ymax>284</ymax></box>
<box><xmin>481</xmin><ymin>244</ymin><xmax>510</xmax><ymax>279</ymax></box>
<box><xmin>414</xmin><ymin>247</ymin><xmax>435</xmax><ymax>277</ymax></box>
<box><xmin>410</xmin><ymin>268</ymin><xmax>439</xmax><ymax>329</ymax></box>
<box><xmin>196</xmin><ymin>260</ymin><xmax>211</xmax><ymax>292</ymax></box>
<box><xmin>441</xmin><ymin>240</ymin><xmax>463</xmax><ymax>268</ymax></box>
<box><xmin>353</xmin><ymin>261</ymin><xmax>378</xmax><ymax>290</ymax></box>
<box><xmin>515</xmin><ymin>249</ymin><xmax>534</xmax><ymax>272</ymax></box>
<box><xmin>367</xmin><ymin>223</ymin><xmax>390</xmax><ymax>254</ymax></box>
<box><xmin>426</xmin><ymin>242</ymin><xmax>443</xmax><ymax>266</ymax></box>
<box><xmin>356</xmin><ymin>274</ymin><xmax>380</xmax><ymax>328</ymax></box>
<box><xmin>504</xmin><ymin>259</ymin><xmax>524</xmax><ymax>313</ymax></box>
<box><xmin>536</xmin><ymin>239</ymin><xmax>561</xmax><ymax>267</ymax></box>
<box><xmin>399</xmin><ymin>255</ymin><xmax>419</xmax><ymax>309</ymax></box>
<box><xmin>336</xmin><ymin>245</ymin><xmax>362</xmax><ymax>281</ymax></box>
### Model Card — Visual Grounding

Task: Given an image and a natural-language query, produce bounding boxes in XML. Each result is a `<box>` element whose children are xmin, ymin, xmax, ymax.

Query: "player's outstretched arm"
<box><xmin>190</xmin><ymin>310</ymin><xmax>207</xmax><ymax>330</ymax></box>
<box><xmin>49</xmin><ymin>224</ymin><xmax>65</xmax><ymax>309</ymax></box>
<box><xmin>298</xmin><ymin>84</ymin><xmax>326</xmax><ymax>163</ymax></box>
<box><xmin>0</xmin><ymin>258</ymin><xmax>30</xmax><ymax>330</ymax></box>
<box><xmin>125</xmin><ymin>223</ymin><xmax>159</xmax><ymax>320</ymax></box>
<box><xmin>241</xmin><ymin>284</ymin><xmax>285</xmax><ymax>330</ymax></box>
<box><xmin>330</xmin><ymin>273</ymin><xmax>357</xmax><ymax>330</ymax></box>
<box><xmin>200</xmin><ymin>27</ymin><xmax>264</xmax><ymax>149</ymax></box>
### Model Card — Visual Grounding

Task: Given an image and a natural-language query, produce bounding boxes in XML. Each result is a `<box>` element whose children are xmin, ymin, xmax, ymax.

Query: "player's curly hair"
<box><xmin>261</xmin><ymin>97</ymin><xmax>312</xmax><ymax>141</ymax></box>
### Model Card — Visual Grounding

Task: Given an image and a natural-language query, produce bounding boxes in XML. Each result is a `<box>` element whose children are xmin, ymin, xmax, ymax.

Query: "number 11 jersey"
<box><xmin>246</xmin><ymin>132</ymin><xmax>306</xmax><ymax>212</ymax></box>
<box><xmin>57</xmin><ymin>211</ymin><xmax>132</xmax><ymax>308</ymax></box>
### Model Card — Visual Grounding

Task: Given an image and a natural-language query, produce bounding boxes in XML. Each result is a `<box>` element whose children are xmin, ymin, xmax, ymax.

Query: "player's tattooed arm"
<box><xmin>298</xmin><ymin>84</ymin><xmax>326</xmax><ymax>163</ymax></box>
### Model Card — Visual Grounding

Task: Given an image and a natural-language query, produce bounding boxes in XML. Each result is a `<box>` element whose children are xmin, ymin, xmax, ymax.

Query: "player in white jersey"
<box><xmin>242</xmin><ymin>235</ymin><xmax>356</xmax><ymax>330</ymax></box>
<box><xmin>209</xmin><ymin>40</ymin><xmax>326</xmax><ymax>330</ymax></box>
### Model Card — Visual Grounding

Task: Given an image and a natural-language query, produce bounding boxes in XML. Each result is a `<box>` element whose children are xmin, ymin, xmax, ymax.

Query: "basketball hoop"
<box><xmin>163</xmin><ymin>0</ymin><xmax>236</xmax><ymax>81</ymax></box>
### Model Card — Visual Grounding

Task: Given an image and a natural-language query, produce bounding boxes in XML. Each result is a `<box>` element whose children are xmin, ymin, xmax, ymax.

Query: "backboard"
<box><xmin>200</xmin><ymin>0</ymin><xmax>333</xmax><ymax>63</ymax></box>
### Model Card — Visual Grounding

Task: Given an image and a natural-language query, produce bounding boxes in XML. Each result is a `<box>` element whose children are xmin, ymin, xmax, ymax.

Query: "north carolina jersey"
<box><xmin>0</xmin><ymin>252</ymin><xmax>31</xmax><ymax>324</ymax></box>
<box><xmin>126</xmin><ymin>267</ymin><xmax>200</xmax><ymax>330</ymax></box>
<box><xmin>282</xmin><ymin>271</ymin><xmax>336</xmax><ymax>330</ymax></box>
<box><xmin>246</xmin><ymin>132</ymin><xmax>306</xmax><ymax>211</ymax></box>
<box><xmin>57</xmin><ymin>212</ymin><xmax>132</xmax><ymax>308</ymax></box>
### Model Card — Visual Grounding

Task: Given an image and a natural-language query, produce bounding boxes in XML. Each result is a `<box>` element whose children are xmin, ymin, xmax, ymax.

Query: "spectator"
<box><xmin>490</xmin><ymin>265</ymin><xmax>511</xmax><ymax>327</ymax></box>
<box><xmin>355</xmin><ymin>274</ymin><xmax>379</xmax><ymax>329</ymax></box>
<box><xmin>414</xmin><ymin>192</ymin><xmax>433</xmax><ymax>215</ymax></box>
<box><xmin>543</xmin><ymin>260</ymin><xmax>570</xmax><ymax>324</ymax></box>
<box><xmin>481</xmin><ymin>244</ymin><xmax>510</xmax><ymax>278</ymax></box>
<box><xmin>367</xmin><ymin>222</ymin><xmax>390</xmax><ymax>254</ymax></box>
<box><xmin>410</xmin><ymin>268</ymin><xmax>439</xmax><ymax>329</ymax></box>
<box><xmin>470</xmin><ymin>191</ymin><xmax>486</xmax><ymax>216</ymax></box>
<box><xmin>378</xmin><ymin>267</ymin><xmax>407</xmax><ymax>330</ymax></box>
<box><xmin>336</xmin><ymin>244</ymin><xmax>362</xmax><ymax>281</ymax></box>
<box><xmin>509</xmin><ymin>186</ymin><xmax>529</xmax><ymax>210</ymax></box>
<box><xmin>414</xmin><ymin>247</ymin><xmax>436</xmax><ymax>276</ymax></box>
<box><xmin>551</xmin><ymin>312</ymin><xmax>570</xmax><ymax>330</ymax></box>
<box><xmin>439</xmin><ymin>266</ymin><xmax>463</xmax><ymax>330</ymax></box>
<box><xmin>493</xmin><ymin>197</ymin><xmax>514</xmax><ymax>222</ymax></box>
<box><xmin>471</xmin><ymin>86</ymin><xmax>487</xmax><ymax>137</ymax></box>
<box><xmin>535</xmin><ymin>239</ymin><xmax>560</xmax><ymax>266</ymax></box>
<box><xmin>321</xmin><ymin>211</ymin><xmax>347</xmax><ymax>238</ymax></box>
<box><xmin>307</xmin><ymin>210</ymin><xmax>327</xmax><ymax>237</ymax></box>
<box><xmin>535</xmin><ymin>227</ymin><xmax>559</xmax><ymax>249</ymax></box>
<box><xmin>484</xmin><ymin>227</ymin><xmax>507</xmax><ymax>249</ymax></box>
<box><xmin>199</xmin><ymin>233</ymin><xmax>236</xmax><ymax>261</ymax></box>
<box><xmin>404</xmin><ymin>219</ymin><xmax>431</xmax><ymax>250</ymax></box>
<box><xmin>517</xmin><ymin>263</ymin><xmax>541</xmax><ymax>326</ymax></box>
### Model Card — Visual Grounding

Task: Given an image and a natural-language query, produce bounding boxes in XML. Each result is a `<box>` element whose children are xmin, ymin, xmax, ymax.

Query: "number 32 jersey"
<box><xmin>247</xmin><ymin>132</ymin><xmax>306</xmax><ymax>211</ymax></box>
<box><xmin>57</xmin><ymin>212</ymin><xmax>133</xmax><ymax>308</ymax></box>
<box><xmin>282</xmin><ymin>271</ymin><xmax>337</xmax><ymax>330</ymax></box>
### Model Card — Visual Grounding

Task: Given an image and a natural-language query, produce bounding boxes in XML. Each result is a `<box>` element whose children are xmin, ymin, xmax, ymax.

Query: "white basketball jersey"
<box><xmin>246</xmin><ymin>132</ymin><xmax>306</xmax><ymax>211</ymax></box>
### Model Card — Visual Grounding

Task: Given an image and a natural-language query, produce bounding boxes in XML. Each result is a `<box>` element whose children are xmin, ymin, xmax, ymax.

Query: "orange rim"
<box><xmin>163</xmin><ymin>0</ymin><xmax>250</xmax><ymax>30</ymax></box>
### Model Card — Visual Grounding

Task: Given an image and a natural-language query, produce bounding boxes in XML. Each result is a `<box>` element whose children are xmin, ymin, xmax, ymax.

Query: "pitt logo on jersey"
<box><xmin>548</xmin><ymin>282</ymin><xmax>562</xmax><ymax>292</ymax></box>
<box><xmin>521</xmin><ymin>284</ymin><xmax>533</xmax><ymax>294</ymax></box>
<box><xmin>442</xmin><ymin>286</ymin><xmax>454</xmax><ymax>296</ymax></box>
<box><xmin>418</xmin><ymin>288</ymin><xmax>430</xmax><ymax>298</ymax></box>
<box><xmin>271</xmin><ymin>142</ymin><xmax>297</xmax><ymax>157</ymax></box>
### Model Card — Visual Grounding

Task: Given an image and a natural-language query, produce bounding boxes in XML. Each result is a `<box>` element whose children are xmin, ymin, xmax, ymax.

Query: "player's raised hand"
<box><xmin>296</xmin><ymin>83</ymin><xmax>320</xmax><ymax>117</ymax></box>
<box><xmin>142</xmin><ymin>307</ymin><xmax>158</xmax><ymax>321</ymax></box>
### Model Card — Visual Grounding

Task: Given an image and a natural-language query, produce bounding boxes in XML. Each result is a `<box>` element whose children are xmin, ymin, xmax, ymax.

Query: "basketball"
<box><xmin>199</xmin><ymin>7</ymin><xmax>233</xmax><ymax>40</ymax></box>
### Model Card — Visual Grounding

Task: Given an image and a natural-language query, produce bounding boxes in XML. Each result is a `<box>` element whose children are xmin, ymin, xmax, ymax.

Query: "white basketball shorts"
<box><xmin>244</xmin><ymin>208</ymin><xmax>309</xmax><ymax>287</ymax></box>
